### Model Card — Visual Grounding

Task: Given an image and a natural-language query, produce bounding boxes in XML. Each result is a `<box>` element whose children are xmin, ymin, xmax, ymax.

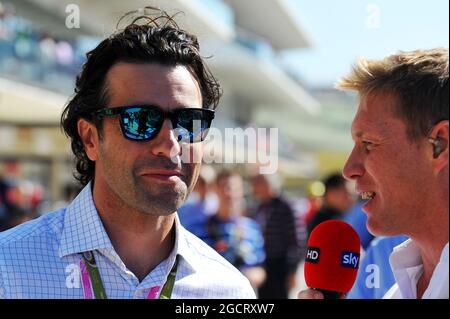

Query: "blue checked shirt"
<box><xmin>0</xmin><ymin>183</ymin><xmax>256</xmax><ymax>299</ymax></box>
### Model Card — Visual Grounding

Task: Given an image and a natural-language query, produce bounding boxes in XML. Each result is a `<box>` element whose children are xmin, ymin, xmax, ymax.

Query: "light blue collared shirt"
<box><xmin>0</xmin><ymin>183</ymin><xmax>255</xmax><ymax>299</ymax></box>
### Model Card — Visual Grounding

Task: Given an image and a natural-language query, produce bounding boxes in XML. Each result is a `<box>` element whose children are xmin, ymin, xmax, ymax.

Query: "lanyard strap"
<box><xmin>81</xmin><ymin>251</ymin><xmax>107</xmax><ymax>299</ymax></box>
<box><xmin>159</xmin><ymin>257</ymin><xmax>178</xmax><ymax>299</ymax></box>
<box><xmin>80</xmin><ymin>251</ymin><xmax>179</xmax><ymax>299</ymax></box>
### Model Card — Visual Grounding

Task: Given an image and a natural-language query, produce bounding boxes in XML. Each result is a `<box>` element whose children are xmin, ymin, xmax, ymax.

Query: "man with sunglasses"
<box><xmin>0</xmin><ymin>9</ymin><xmax>255</xmax><ymax>299</ymax></box>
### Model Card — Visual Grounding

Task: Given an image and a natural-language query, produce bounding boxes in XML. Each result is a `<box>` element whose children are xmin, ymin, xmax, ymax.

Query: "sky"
<box><xmin>282</xmin><ymin>0</ymin><xmax>449</xmax><ymax>87</ymax></box>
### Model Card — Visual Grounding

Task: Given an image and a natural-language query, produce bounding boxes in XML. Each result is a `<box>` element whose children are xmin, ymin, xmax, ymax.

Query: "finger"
<box><xmin>297</xmin><ymin>289</ymin><xmax>324</xmax><ymax>299</ymax></box>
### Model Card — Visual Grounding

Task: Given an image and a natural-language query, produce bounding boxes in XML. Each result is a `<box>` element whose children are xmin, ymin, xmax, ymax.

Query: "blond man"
<box><xmin>299</xmin><ymin>48</ymin><xmax>448</xmax><ymax>299</ymax></box>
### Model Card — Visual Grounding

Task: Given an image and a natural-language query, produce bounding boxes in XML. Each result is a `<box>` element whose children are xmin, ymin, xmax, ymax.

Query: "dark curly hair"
<box><xmin>61</xmin><ymin>7</ymin><xmax>222</xmax><ymax>187</ymax></box>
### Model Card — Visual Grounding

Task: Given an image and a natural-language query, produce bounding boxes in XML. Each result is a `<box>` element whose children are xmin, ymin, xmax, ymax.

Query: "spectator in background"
<box><xmin>195</xmin><ymin>170</ymin><xmax>266</xmax><ymax>292</ymax></box>
<box><xmin>178</xmin><ymin>165</ymin><xmax>218</xmax><ymax>233</ymax></box>
<box><xmin>0</xmin><ymin>177</ymin><xmax>39</xmax><ymax>232</ymax></box>
<box><xmin>251</xmin><ymin>173</ymin><xmax>303</xmax><ymax>299</ymax></box>
<box><xmin>347</xmin><ymin>235</ymin><xmax>409</xmax><ymax>299</ymax></box>
<box><xmin>0</xmin><ymin>174</ymin><xmax>7</xmax><ymax>200</ymax></box>
<box><xmin>3</xmin><ymin>204</ymin><xmax>35</xmax><ymax>230</ymax></box>
<box><xmin>52</xmin><ymin>184</ymin><xmax>82</xmax><ymax>210</ymax></box>
<box><xmin>303</xmin><ymin>181</ymin><xmax>324</xmax><ymax>227</ymax></box>
<box><xmin>0</xmin><ymin>174</ymin><xmax>10</xmax><ymax>231</ymax></box>
<box><xmin>307</xmin><ymin>173</ymin><xmax>353</xmax><ymax>236</ymax></box>
<box><xmin>344</xmin><ymin>200</ymin><xmax>375</xmax><ymax>250</ymax></box>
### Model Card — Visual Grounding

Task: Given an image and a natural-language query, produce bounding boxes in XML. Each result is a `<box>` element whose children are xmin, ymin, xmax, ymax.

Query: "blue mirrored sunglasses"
<box><xmin>95</xmin><ymin>105</ymin><xmax>215</xmax><ymax>143</ymax></box>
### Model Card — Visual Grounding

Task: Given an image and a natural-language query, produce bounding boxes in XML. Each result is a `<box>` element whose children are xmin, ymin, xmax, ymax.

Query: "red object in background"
<box><xmin>304</xmin><ymin>197</ymin><xmax>321</xmax><ymax>226</ymax></box>
<box><xmin>30</xmin><ymin>185</ymin><xmax>44</xmax><ymax>210</ymax></box>
<box><xmin>5</xmin><ymin>186</ymin><xmax>22</xmax><ymax>206</ymax></box>
<box><xmin>4</xmin><ymin>161</ymin><xmax>19</xmax><ymax>175</ymax></box>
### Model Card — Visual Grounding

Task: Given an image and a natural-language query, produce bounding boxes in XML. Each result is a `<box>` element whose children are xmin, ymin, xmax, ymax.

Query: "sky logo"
<box><xmin>341</xmin><ymin>251</ymin><xmax>360</xmax><ymax>269</ymax></box>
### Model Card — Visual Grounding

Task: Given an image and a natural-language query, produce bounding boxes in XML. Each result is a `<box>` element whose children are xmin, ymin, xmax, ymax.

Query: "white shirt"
<box><xmin>0</xmin><ymin>182</ymin><xmax>256</xmax><ymax>299</ymax></box>
<box><xmin>383</xmin><ymin>239</ymin><xmax>449</xmax><ymax>299</ymax></box>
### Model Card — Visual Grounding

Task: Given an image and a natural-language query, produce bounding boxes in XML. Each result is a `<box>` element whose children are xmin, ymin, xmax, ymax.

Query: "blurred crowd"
<box><xmin>0</xmin><ymin>161</ymin><xmax>80</xmax><ymax>232</ymax></box>
<box><xmin>0</xmin><ymin>1</ymin><xmax>96</xmax><ymax>93</ymax></box>
<box><xmin>0</xmin><ymin>162</ymin><xmax>42</xmax><ymax>231</ymax></box>
<box><xmin>179</xmin><ymin>167</ymin><xmax>307</xmax><ymax>298</ymax></box>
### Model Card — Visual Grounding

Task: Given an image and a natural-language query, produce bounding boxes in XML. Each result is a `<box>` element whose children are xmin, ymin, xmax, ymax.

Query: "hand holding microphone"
<box><xmin>299</xmin><ymin>220</ymin><xmax>361</xmax><ymax>299</ymax></box>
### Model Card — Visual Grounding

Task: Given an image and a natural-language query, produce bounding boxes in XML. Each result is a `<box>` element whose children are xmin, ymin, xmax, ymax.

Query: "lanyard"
<box><xmin>80</xmin><ymin>251</ymin><xmax>179</xmax><ymax>299</ymax></box>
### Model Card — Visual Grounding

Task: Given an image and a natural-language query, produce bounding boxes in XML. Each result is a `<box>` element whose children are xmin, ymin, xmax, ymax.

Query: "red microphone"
<box><xmin>304</xmin><ymin>220</ymin><xmax>361</xmax><ymax>299</ymax></box>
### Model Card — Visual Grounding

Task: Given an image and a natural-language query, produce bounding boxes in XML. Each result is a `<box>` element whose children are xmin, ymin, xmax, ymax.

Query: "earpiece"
<box><xmin>428</xmin><ymin>138</ymin><xmax>446</xmax><ymax>158</ymax></box>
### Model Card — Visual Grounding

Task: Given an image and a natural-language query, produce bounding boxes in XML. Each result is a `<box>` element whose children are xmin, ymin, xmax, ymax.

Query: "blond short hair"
<box><xmin>337</xmin><ymin>48</ymin><xmax>449</xmax><ymax>140</ymax></box>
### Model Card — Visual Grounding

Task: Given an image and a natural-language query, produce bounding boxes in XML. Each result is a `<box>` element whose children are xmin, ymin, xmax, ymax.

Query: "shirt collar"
<box><xmin>172</xmin><ymin>213</ymin><xmax>198</xmax><ymax>274</ymax></box>
<box><xmin>389</xmin><ymin>239</ymin><xmax>422</xmax><ymax>270</ymax></box>
<box><xmin>389</xmin><ymin>239</ymin><xmax>423</xmax><ymax>298</ymax></box>
<box><xmin>390</xmin><ymin>239</ymin><xmax>449</xmax><ymax>270</ymax></box>
<box><xmin>389</xmin><ymin>239</ymin><xmax>449</xmax><ymax>298</ymax></box>
<box><xmin>58</xmin><ymin>182</ymin><xmax>114</xmax><ymax>258</ymax></box>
